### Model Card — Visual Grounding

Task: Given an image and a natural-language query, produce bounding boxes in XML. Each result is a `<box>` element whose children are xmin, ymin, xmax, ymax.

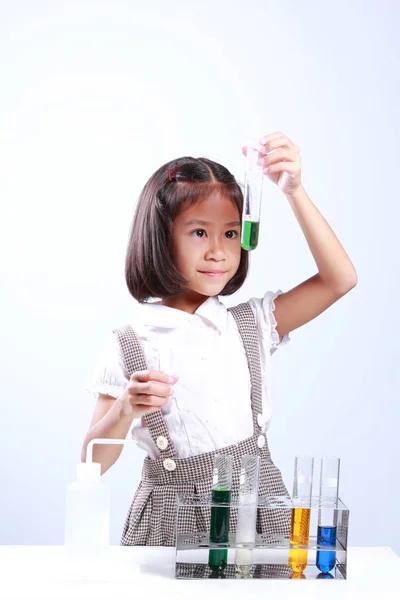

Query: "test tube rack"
<box><xmin>175</xmin><ymin>494</ymin><xmax>349</xmax><ymax>580</ymax></box>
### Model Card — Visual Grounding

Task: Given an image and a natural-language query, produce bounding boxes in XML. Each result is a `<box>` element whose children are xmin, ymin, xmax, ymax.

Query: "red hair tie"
<box><xmin>168</xmin><ymin>161</ymin><xmax>179</xmax><ymax>181</ymax></box>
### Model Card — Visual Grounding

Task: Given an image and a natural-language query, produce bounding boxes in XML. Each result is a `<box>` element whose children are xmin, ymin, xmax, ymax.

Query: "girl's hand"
<box><xmin>244</xmin><ymin>132</ymin><xmax>302</xmax><ymax>195</ymax></box>
<box><xmin>119</xmin><ymin>370</ymin><xmax>179</xmax><ymax>420</ymax></box>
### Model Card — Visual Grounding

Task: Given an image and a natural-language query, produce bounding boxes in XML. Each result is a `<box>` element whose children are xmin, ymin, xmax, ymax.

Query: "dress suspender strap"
<box><xmin>113</xmin><ymin>324</ymin><xmax>177</xmax><ymax>459</ymax></box>
<box><xmin>227</xmin><ymin>302</ymin><xmax>263</xmax><ymax>435</ymax></box>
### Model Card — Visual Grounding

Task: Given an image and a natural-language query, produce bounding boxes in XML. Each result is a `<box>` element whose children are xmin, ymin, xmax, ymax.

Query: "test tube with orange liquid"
<box><xmin>289</xmin><ymin>456</ymin><xmax>314</xmax><ymax>574</ymax></box>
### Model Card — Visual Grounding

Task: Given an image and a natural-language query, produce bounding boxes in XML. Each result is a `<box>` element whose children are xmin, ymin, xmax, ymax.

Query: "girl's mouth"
<box><xmin>199</xmin><ymin>271</ymin><xmax>226</xmax><ymax>278</ymax></box>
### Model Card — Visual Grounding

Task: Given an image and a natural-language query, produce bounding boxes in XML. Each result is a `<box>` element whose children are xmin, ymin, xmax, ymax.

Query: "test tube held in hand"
<box><xmin>241</xmin><ymin>139</ymin><xmax>264</xmax><ymax>251</ymax></box>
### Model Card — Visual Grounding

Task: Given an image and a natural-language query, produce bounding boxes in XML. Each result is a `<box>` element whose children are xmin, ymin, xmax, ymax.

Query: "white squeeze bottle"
<box><xmin>64</xmin><ymin>461</ymin><xmax>110</xmax><ymax>567</ymax></box>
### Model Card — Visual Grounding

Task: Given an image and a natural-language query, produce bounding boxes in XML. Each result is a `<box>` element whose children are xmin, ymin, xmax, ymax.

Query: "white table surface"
<box><xmin>0</xmin><ymin>546</ymin><xmax>399</xmax><ymax>600</ymax></box>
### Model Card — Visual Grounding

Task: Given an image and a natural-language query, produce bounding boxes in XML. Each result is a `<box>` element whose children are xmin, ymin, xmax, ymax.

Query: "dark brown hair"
<box><xmin>125</xmin><ymin>156</ymin><xmax>249</xmax><ymax>302</ymax></box>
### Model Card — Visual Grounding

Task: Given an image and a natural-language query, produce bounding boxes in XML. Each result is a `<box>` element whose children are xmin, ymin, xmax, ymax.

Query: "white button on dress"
<box><xmin>163</xmin><ymin>458</ymin><xmax>176</xmax><ymax>471</ymax></box>
<box><xmin>257</xmin><ymin>413</ymin><xmax>263</xmax><ymax>427</ymax></box>
<box><xmin>156</xmin><ymin>436</ymin><xmax>168</xmax><ymax>450</ymax></box>
<box><xmin>257</xmin><ymin>434</ymin><xmax>265</xmax><ymax>448</ymax></box>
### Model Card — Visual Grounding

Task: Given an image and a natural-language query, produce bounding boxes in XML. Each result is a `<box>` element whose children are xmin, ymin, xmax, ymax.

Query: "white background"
<box><xmin>1</xmin><ymin>0</ymin><xmax>399</xmax><ymax>554</ymax></box>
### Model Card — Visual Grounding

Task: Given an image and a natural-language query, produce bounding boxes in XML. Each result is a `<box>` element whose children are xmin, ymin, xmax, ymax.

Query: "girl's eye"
<box><xmin>192</xmin><ymin>229</ymin><xmax>206</xmax><ymax>238</ymax></box>
<box><xmin>225</xmin><ymin>230</ymin><xmax>238</xmax><ymax>239</ymax></box>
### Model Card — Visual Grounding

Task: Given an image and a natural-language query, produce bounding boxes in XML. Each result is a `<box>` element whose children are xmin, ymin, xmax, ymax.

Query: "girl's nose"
<box><xmin>205</xmin><ymin>237</ymin><xmax>225</xmax><ymax>260</ymax></box>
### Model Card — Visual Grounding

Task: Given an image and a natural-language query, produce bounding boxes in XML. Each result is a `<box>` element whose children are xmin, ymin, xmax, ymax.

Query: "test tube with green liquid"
<box><xmin>241</xmin><ymin>139</ymin><xmax>264</xmax><ymax>251</ymax></box>
<box><xmin>208</xmin><ymin>454</ymin><xmax>233</xmax><ymax>573</ymax></box>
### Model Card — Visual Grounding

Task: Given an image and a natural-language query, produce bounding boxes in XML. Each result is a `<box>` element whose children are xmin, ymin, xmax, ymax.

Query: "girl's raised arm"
<box><xmin>253</xmin><ymin>132</ymin><xmax>357</xmax><ymax>338</ymax></box>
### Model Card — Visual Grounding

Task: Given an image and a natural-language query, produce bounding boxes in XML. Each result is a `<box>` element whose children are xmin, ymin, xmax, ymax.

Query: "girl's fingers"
<box><xmin>260</xmin><ymin>131</ymin><xmax>285</xmax><ymax>144</ymax></box>
<box><xmin>263</xmin><ymin>161</ymin><xmax>299</xmax><ymax>175</ymax></box>
<box><xmin>138</xmin><ymin>380</ymin><xmax>174</xmax><ymax>398</ymax></box>
<box><xmin>135</xmin><ymin>394</ymin><xmax>169</xmax><ymax>407</ymax></box>
<box><xmin>242</xmin><ymin>137</ymin><xmax>286</xmax><ymax>157</ymax></box>
<box><xmin>132</xmin><ymin>370</ymin><xmax>179</xmax><ymax>385</ymax></box>
<box><xmin>259</xmin><ymin>136</ymin><xmax>296</xmax><ymax>156</ymax></box>
<box><xmin>259</xmin><ymin>149</ymin><xmax>298</xmax><ymax>168</ymax></box>
<box><xmin>243</xmin><ymin>134</ymin><xmax>298</xmax><ymax>159</ymax></box>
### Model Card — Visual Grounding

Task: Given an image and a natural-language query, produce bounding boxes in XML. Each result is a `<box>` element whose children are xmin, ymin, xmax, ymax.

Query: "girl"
<box><xmin>83</xmin><ymin>132</ymin><xmax>357</xmax><ymax>546</ymax></box>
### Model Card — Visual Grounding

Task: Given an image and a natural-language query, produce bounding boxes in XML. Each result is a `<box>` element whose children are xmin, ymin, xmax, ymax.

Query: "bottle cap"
<box><xmin>76</xmin><ymin>462</ymin><xmax>101</xmax><ymax>482</ymax></box>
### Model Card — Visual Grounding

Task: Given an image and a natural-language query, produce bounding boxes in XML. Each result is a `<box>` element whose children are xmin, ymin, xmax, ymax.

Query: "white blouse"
<box><xmin>86</xmin><ymin>290</ymin><xmax>290</xmax><ymax>459</ymax></box>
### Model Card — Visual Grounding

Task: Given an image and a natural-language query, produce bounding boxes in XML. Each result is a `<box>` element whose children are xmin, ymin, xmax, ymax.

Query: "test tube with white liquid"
<box><xmin>235</xmin><ymin>455</ymin><xmax>260</xmax><ymax>576</ymax></box>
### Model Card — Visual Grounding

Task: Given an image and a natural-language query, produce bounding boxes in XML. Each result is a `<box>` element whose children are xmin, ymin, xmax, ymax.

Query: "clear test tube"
<box><xmin>241</xmin><ymin>139</ymin><xmax>264</xmax><ymax>251</ymax></box>
<box><xmin>235</xmin><ymin>455</ymin><xmax>260</xmax><ymax>576</ymax></box>
<box><xmin>208</xmin><ymin>454</ymin><xmax>233</xmax><ymax>573</ymax></box>
<box><xmin>316</xmin><ymin>457</ymin><xmax>340</xmax><ymax>573</ymax></box>
<box><xmin>289</xmin><ymin>456</ymin><xmax>314</xmax><ymax>574</ymax></box>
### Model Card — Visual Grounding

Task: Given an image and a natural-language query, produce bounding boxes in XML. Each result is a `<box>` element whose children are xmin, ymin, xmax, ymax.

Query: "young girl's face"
<box><xmin>163</xmin><ymin>192</ymin><xmax>242</xmax><ymax>313</ymax></box>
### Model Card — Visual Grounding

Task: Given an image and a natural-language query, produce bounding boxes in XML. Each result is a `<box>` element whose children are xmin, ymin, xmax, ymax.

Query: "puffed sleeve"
<box><xmin>85</xmin><ymin>333</ymin><xmax>130</xmax><ymax>400</ymax></box>
<box><xmin>248</xmin><ymin>290</ymin><xmax>291</xmax><ymax>356</ymax></box>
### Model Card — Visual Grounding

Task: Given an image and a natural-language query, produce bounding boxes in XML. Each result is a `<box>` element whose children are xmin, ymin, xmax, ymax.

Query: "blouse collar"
<box><xmin>139</xmin><ymin>296</ymin><xmax>229</xmax><ymax>334</ymax></box>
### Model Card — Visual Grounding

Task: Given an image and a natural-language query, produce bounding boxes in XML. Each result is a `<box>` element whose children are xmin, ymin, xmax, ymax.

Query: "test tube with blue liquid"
<box><xmin>241</xmin><ymin>139</ymin><xmax>264</xmax><ymax>251</ymax></box>
<box><xmin>316</xmin><ymin>457</ymin><xmax>340</xmax><ymax>573</ymax></box>
<box><xmin>208</xmin><ymin>454</ymin><xmax>233</xmax><ymax>573</ymax></box>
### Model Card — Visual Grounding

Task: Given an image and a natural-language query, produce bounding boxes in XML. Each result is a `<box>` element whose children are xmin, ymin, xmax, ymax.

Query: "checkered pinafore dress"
<box><xmin>114</xmin><ymin>301</ymin><xmax>291</xmax><ymax>546</ymax></box>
